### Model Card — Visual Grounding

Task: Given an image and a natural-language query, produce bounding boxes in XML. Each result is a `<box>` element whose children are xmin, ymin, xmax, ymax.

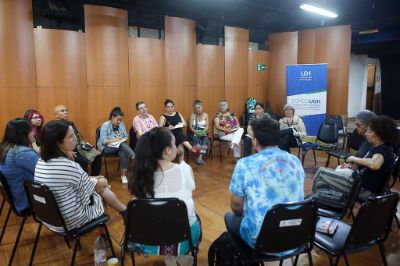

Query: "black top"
<box><xmin>356</xmin><ymin>139</ymin><xmax>372</xmax><ymax>158</ymax></box>
<box><xmin>163</xmin><ymin>113</ymin><xmax>186</xmax><ymax>145</ymax></box>
<box><xmin>361</xmin><ymin>144</ymin><xmax>394</xmax><ymax>193</ymax></box>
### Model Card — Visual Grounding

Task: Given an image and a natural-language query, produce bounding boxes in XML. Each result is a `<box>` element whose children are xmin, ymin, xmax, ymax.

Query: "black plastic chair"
<box><xmin>121</xmin><ymin>198</ymin><xmax>198</xmax><ymax>266</ymax></box>
<box><xmin>0</xmin><ymin>173</ymin><xmax>32</xmax><ymax>266</ymax></box>
<box><xmin>209</xmin><ymin>122</ymin><xmax>231</xmax><ymax>161</ymax></box>
<box><xmin>302</xmin><ymin>123</ymin><xmax>338</xmax><ymax>165</ymax></box>
<box><xmin>24</xmin><ymin>181</ymin><xmax>115</xmax><ymax>266</ymax></box>
<box><xmin>226</xmin><ymin>200</ymin><xmax>318</xmax><ymax>266</ymax></box>
<box><xmin>326</xmin><ymin>115</ymin><xmax>347</xmax><ymax>149</ymax></box>
<box><xmin>325</xmin><ymin>128</ymin><xmax>364</xmax><ymax>167</ymax></box>
<box><xmin>128</xmin><ymin>126</ymin><xmax>138</xmax><ymax>152</ymax></box>
<box><xmin>314</xmin><ymin>193</ymin><xmax>399</xmax><ymax>266</ymax></box>
<box><xmin>96</xmin><ymin>127</ymin><xmax>120</xmax><ymax>179</ymax></box>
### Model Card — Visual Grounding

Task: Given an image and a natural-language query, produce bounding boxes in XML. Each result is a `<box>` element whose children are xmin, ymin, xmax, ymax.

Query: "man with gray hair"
<box><xmin>354</xmin><ymin>110</ymin><xmax>376</xmax><ymax>157</ymax></box>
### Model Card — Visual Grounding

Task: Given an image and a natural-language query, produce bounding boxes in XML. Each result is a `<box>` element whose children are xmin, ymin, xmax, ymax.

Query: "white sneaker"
<box><xmin>121</xmin><ymin>176</ymin><xmax>128</xmax><ymax>184</ymax></box>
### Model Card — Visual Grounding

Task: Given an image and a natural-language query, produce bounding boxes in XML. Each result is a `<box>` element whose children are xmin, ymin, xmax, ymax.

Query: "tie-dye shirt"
<box><xmin>229</xmin><ymin>147</ymin><xmax>304</xmax><ymax>248</ymax></box>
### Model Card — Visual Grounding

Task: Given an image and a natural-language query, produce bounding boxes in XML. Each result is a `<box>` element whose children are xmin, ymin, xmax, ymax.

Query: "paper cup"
<box><xmin>107</xmin><ymin>257</ymin><xmax>119</xmax><ymax>265</ymax></box>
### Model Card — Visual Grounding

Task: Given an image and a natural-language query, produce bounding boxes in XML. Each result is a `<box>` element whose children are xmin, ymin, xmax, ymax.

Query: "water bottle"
<box><xmin>94</xmin><ymin>231</ymin><xmax>107</xmax><ymax>266</ymax></box>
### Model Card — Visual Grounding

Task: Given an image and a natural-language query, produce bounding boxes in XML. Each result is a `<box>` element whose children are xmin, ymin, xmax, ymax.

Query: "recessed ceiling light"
<box><xmin>300</xmin><ymin>3</ymin><xmax>338</xmax><ymax>18</ymax></box>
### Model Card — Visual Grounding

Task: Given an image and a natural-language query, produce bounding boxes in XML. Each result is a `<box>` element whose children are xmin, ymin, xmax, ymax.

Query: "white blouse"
<box><xmin>153</xmin><ymin>162</ymin><xmax>196</xmax><ymax>225</ymax></box>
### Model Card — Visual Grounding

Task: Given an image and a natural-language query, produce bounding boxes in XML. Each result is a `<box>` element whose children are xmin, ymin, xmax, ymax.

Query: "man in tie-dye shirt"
<box><xmin>225</xmin><ymin>117</ymin><xmax>304</xmax><ymax>248</ymax></box>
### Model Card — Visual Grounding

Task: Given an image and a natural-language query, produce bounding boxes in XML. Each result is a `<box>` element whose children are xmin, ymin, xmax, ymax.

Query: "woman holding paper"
<box><xmin>97</xmin><ymin>107</ymin><xmax>135</xmax><ymax>184</ymax></box>
<box><xmin>159</xmin><ymin>99</ymin><xmax>198</xmax><ymax>162</ymax></box>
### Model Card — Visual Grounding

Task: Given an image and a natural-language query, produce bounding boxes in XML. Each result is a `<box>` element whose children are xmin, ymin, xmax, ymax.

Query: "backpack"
<box><xmin>208</xmin><ymin>232</ymin><xmax>257</xmax><ymax>266</ymax></box>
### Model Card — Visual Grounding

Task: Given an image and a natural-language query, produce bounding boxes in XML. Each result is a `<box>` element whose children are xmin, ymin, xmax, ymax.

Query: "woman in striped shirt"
<box><xmin>34</xmin><ymin>120</ymin><xmax>127</xmax><ymax>231</ymax></box>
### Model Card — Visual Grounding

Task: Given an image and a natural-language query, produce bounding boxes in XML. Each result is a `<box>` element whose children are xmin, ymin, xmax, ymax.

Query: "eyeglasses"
<box><xmin>32</xmin><ymin>116</ymin><xmax>41</xmax><ymax>120</ymax></box>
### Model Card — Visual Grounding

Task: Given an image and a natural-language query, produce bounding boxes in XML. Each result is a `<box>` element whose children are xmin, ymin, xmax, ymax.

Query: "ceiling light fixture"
<box><xmin>300</xmin><ymin>3</ymin><xmax>338</xmax><ymax>18</ymax></box>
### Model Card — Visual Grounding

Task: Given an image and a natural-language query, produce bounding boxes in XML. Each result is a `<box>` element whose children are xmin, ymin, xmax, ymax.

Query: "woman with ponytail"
<box><xmin>128</xmin><ymin>127</ymin><xmax>201</xmax><ymax>263</ymax></box>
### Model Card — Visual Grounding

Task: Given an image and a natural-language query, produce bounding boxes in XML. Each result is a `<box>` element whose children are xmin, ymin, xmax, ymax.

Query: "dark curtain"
<box><xmin>380</xmin><ymin>55</ymin><xmax>400</xmax><ymax>119</ymax></box>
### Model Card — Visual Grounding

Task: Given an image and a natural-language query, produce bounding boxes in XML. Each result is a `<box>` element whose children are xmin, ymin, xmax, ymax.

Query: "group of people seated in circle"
<box><xmin>0</xmin><ymin>96</ymin><xmax>398</xmax><ymax>265</ymax></box>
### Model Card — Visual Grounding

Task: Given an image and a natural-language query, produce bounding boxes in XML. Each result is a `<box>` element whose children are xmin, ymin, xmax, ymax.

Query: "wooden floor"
<box><xmin>0</xmin><ymin>146</ymin><xmax>399</xmax><ymax>265</ymax></box>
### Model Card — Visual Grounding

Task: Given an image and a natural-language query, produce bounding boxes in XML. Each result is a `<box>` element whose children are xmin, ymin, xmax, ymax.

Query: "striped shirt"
<box><xmin>34</xmin><ymin>157</ymin><xmax>104</xmax><ymax>232</ymax></box>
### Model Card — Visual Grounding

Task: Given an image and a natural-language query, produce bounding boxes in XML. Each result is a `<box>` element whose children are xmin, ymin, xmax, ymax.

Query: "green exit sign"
<box><xmin>257</xmin><ymin>64</ymin><xmax>266</xmax><ymax>71</ymax></box>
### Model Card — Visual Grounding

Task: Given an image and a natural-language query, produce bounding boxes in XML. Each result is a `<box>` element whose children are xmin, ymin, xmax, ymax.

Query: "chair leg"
<box><xmin>313</xmin><ymin>150</ymin><xmax>317</xmax><ymax>165</ymax></box>
<box><xmin>29</xmin><ymin>223</ymin><xmax>43</xmax><ymax>266</ymax></box>
<box><xmin>0</xmin><ymin>207</ymin><xmax>12</xmax><ymax>244</ymax></box>
<box><xmin>64</xmin><ymin>236</ymin><xmax>71</xmax><ymax>249</ymax></box>
<box><xmin>378</xmin><ymin>242</ymin><xmax>388</xmax><ymax>266</ymax></box>
<box><xmin>103</xmin><ymin>157</ymin><xmax>109</xmax><ymax>180</ymax></box>
<box><xmin>326</xmin><ymin>154</ymin><xmax>331</xmax><ymax>167</ymax></box>
<box><xmin>8</xmin><ymin>215</ymin><xmax>28</xmax><ymax>266</ymax></box>
<box><xmin>0</xmin><ymin>198</ymin><xmax>5</xmax><ymax>216</ymax></box>
<box><xmin>333</xmin><ymin>255</ymin><xmax>341</xmax><ymax>266</ymax></box>
<box><xmin>102</xmin><ymin>224</ymin><xmax>116</xmax><ymax>257</ymax></box>
<box><xmin>131</xmin><ymin>251</ymin><xmax>135</xmax><ymax>266</ymax></box>
<box><xmin>307</xmin><ymin>251</ymin><xmax>314</xmax><ymax>266</ymax></box>
<box><xmin>219</xmin><ymin>143</ymin><xmax>222</xmax><ymax>162</ymax></box>
<box><xmin>343</xmin><ymin>254</ymin><xmax>349</xmax><ymax>266</ymax></box>
<box><xmin>70</xmin><ymin>238</ymin><xmax>80</xmax><ymax>266</ymax></box>
<box><xmin>120</xmin><ymin>245</ymin><xmax>125</xmax><ymax>266</ymax></box>
<box><xmin>279</xmin><ymin>259</ymin><xmax>283</xmax><ymax>266</ymax></box>
<box><xmin>193</xmin><ymin>252</ymin><xmax>197</xmax><ymax>266</ymax></box>
<box><xmin>293</xmin><ymin>254</ymin><xmax>299</xmax><ymax>266</ymax></box>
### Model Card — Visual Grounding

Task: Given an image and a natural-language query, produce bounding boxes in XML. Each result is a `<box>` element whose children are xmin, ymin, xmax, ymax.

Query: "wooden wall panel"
<box><xmin>34</xmin><ymin>29</ymin><xmax>88</xmax><ymax>139</ymax></box>
<box><xmin>85</xmin><ymin>5</ymin><xmax>129</xmax><ymax>87</ymax></box>
<box><xmin>298</xmin><ymin>29</ymin><xmax>315</xmax><ymax>64</ymax></box>
<box><xmin>85</xmin><ymin>5</ymin><xmax>129</xmax><ymax>143</ymax></box>
<box><xmin>225</xmin><ymin>27</ymin><xmax>249</xmax><ymax>116</ymax></box>
<box><xmin>314</xmin><ymin>25</ymin><xmax>351</xmax><ymax>115</ymax></box>
<box><xmin>266</xmin><ymin>31</ymin><xmax>298</xmax><ymax>114</ymax></box>
<box><xmin>0</xmin><ymin>0</ymin><xmax>37</xmax><ymax>134</ymax></box>
<box><xmin>248</xmin><ymin>50</ymin><xmax>268</xmax><ymax>103</ymax></box>
<box><xmin>165</xmin><ymin>16</ymin><xmax>197</xmax><ymax>118</ymax></box>
<box><xmin>197</xmin><ymin>45</ymin><xmax>225</xmax><ymax>124</ymax></box>
<box><xmin>129</xmin><ymin>37</ymin><xmax>167</xmax><ymax>122</ymax></box>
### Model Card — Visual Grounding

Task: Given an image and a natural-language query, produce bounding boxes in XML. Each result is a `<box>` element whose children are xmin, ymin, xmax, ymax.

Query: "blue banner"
<box><xmin>286</xmin><ymin>64</ymin><xmax>327</xmax><ymax>136</ymax></box>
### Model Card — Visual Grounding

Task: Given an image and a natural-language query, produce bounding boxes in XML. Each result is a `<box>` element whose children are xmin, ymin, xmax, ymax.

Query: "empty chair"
<box><xmin>326</xmin><ymin>128</ymin><xmax>364</xmax><ymax>167</ymax></box>
<box><xmin>326</xmin><ymin>115</ymin><xmax>347</xmax><ymax>149</ymax></box>
<box><xmin>25</xmin><ymin>181</ymin><xmax>115</xmax><ymax>266</ymax></box>
<box><xmin>121</xmin><ymin>198</ymin><xmax>198</xmax><ymax>266</ymax></box>
<box><xmin>314</xmin><ymin>193</ymin><xmax>399</xmax><ymax>266</ymax></box>
<box><xmin>302</xmin><ymin>123</ymin><xmax>338</xmax><ymax>165</ymax></box>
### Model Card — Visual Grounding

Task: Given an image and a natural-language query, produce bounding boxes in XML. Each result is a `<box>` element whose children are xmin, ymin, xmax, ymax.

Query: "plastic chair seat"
<box><xmin>67</xmin><ymin>214</ymin><xmax>110</xmax><ymax>238</ymax></box>
<box><xmin>315</xmin><ymin>221</ymin><xmax>377</xmax><ymax>254</ymax></box>
<box><xmin>328</xmin><ymin>150</ymin><xmax>351</xmax><ymax>159</ymax></box>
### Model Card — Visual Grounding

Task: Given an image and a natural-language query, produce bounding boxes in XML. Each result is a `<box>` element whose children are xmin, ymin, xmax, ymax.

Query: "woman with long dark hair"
<box><xmin>128</xmin><ymin>127</ymin><xmax>201</xmax><ymax>262</ymax></box>
<box><xmin>0</xmin><ymin>118</ymin><xmax>39</xmax><ymax>212</ymax></box>
<box><xmin>97</xmin><ymin>107</ymin><xmax>135</xmax><ymax>184</ymax></box>
<box><xmin>35</xmin><ymin>120</ymin><xmax>126</xmax><ymax>232</ymax></box>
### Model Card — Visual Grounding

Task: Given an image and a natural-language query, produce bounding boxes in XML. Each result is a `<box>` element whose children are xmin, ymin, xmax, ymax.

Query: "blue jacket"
<box><xmin>97</xmin><ymin>120</ymin><xmax>128</xmax><ymax>151</ymax></box>
<box><xmin>0</xmin><ymin>146</ymin><xmax>39</xmax><ymax>212</ymax></box>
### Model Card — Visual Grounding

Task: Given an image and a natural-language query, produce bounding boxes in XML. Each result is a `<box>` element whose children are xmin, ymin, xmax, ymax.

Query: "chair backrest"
<box><xmin>125</xmin><ymin>198</ymin><xmax>194</xmax><ymax>248</ymax></box>
<box><xmin>326</xmin><ymin>115</ymin><xmax>344</xmax><ymax>131</ymax></box>
<box><xmin>346</xmin><ymin>192</ymin><xmax>399</xmax><ymax>246</ymax></box>
<box><xmin>128</xmin><ymin>126</ymin><xmax>138</xmax><ymax>151</ymax></box>
<box><xmin>24</xmin><ymin>181</ymin><xmax>67</xmax><ymax>231</ymax></box>
<box><xmin>95</xmin><ymin>126</ymin><xmax>101</xmax><ymax>148</ymax></box>
<box><xmin>0</xmin><ymin>172</ymin><xmax>22</xmax><ymax>214</ymax></box>
<box><xmin>252</xmin><ymin>200</ymin><xmax>318</xmax><ymax>254</ymax></box>
<box><xmin>317</xmin><ymin>123</ymin><xmax>338</xmax><ymax>144</ymax></box>
<box><xmin>346</xmin><ymin>128</ymin><xmax>364</xmax><ymax>151</ymax></box>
